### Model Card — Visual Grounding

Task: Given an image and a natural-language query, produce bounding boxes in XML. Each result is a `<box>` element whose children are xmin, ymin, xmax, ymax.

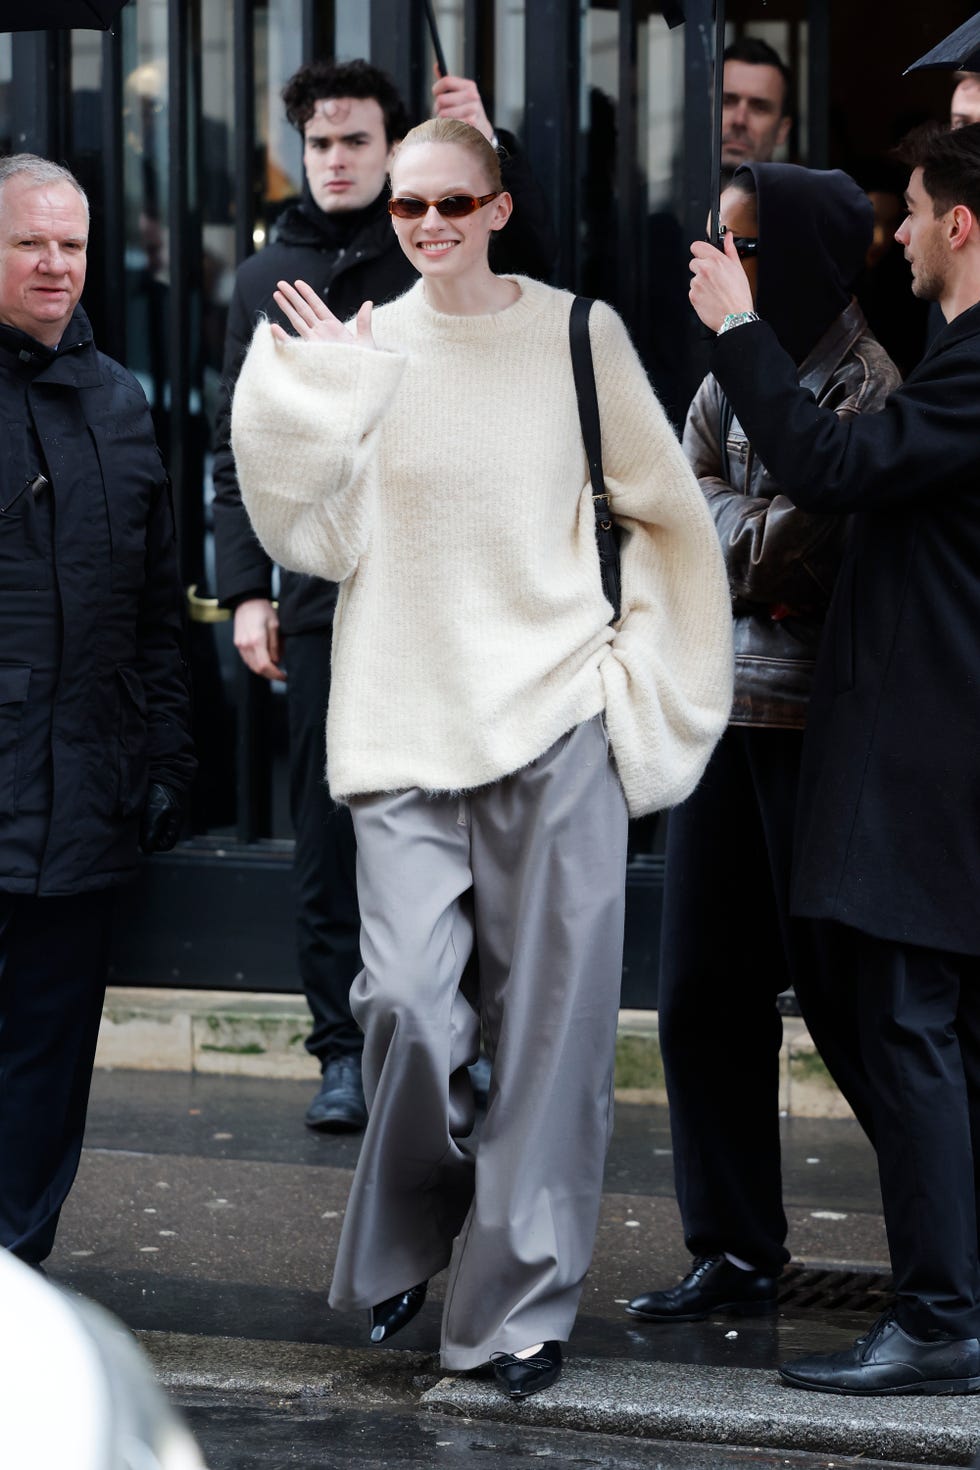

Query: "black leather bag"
<box><xmin>569</xmin><ymin>296</ymin><xmax>622</xmax><ymax>622</ymax></box>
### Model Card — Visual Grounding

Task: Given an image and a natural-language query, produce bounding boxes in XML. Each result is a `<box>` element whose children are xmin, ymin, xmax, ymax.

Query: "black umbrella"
<box><xmin>904</xmin><ymin>10</ymin><xmax>980</xmax><ymax>74</ymax></box>
<box><xmin>0</xmin><ymin>0</ymin><xmax>128</xmax><ymax>31</ymax></box>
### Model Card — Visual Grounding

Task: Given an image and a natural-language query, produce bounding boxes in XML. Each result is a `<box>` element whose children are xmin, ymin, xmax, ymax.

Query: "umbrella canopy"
<box><xmin>905</xmin><ymin>10</ymin><xmax>980</xmax><ymax>74</ymax></box>
<box><xmin>0</xmin><ymin>0</ymin><xmax>128</xmax><ymax>31</ymax></box>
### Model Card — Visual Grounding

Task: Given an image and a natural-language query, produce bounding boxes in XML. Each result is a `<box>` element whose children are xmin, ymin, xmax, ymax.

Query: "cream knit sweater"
<box><xmin>231</xmin><ymin>276</ymin><xmax>733</xmax><ymax>816</ymax></box>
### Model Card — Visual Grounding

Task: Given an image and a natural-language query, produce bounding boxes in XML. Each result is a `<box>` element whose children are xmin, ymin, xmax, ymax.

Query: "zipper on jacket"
<box><xmin>0</xmin><ymin>473</ymin><xmax>48</xmax><ymax>515</ymax></box>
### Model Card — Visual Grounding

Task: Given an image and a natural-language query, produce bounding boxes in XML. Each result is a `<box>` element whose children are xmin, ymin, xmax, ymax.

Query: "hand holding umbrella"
<box><xmin>432</xmin><ymin>73</ymin><xmax>495</xmax><ymax>143</ymax></box>
<box><xmin>689</xmin><ymin>229</ymin><xmax>754</xmax><ymax>333</ymax></box>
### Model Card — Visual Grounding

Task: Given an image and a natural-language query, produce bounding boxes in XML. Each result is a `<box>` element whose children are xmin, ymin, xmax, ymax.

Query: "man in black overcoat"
<box><xmin>212</xmin><ymin>59</ymin><xmax>557</xmax><ymax>1133</ymax></box>
<box><xmin>687</xmin><ymin>122</ymin><xmax>980</xmax><ymax>1396</ymax></box>
<box><xmin>0</xmin><ymin>155</ymin><xmax>195</xmax><ymax>1266</ymax></box>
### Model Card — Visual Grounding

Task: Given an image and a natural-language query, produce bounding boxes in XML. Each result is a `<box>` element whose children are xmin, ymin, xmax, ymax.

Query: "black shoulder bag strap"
<box><xmin>569</xmin><ymin>296</ymin><xmax>622</xmax><ymax>623</ymax></box>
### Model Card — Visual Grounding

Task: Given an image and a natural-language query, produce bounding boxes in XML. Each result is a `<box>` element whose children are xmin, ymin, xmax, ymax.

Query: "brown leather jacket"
<box><xmin>682</xmin><ymin>300</ymin><xmax>901</xmax><ymax>728</ymax></box>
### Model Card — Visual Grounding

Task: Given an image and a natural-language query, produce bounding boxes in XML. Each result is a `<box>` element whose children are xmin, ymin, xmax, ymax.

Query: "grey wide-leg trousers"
<box><xmin>328</xmin><ymin>715</ymin><xmax>629</xmax><ymax>1369</ymax></box>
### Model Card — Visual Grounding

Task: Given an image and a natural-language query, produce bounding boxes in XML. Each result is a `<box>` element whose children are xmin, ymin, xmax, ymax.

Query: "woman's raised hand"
<box><xmin>270</xmin><ymin>281</ymin><xmax>376</xmax><ymax>349</ymax></box>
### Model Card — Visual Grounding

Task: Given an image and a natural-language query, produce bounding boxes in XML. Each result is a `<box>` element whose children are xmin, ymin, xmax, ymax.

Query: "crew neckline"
<box><xmin>404</xmin><ymin>275</ymin><xmax>550</xmax><ymax>336</ymax></box>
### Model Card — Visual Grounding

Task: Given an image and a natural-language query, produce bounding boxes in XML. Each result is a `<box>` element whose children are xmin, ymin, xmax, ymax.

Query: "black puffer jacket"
<box><xmin>212</xmin><ymin>131</ymin><xmax>559</xmax><ymax>633</ymax></box>
<box><xmin>0</xmin><ymin>308</ymin><xmax>195</xmax><ymax>895</ymax></box>
<box><xmin>682</xmin><ymin>165</ymin><xmax>901</xmax><ymax>728</ymax></box>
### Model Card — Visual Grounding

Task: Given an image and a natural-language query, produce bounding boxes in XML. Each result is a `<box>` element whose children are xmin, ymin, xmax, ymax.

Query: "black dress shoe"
<box><xmin>626</xmin><ymin>1255</ymin><xmax>779</xmax><ymax>1322</ymax></box>
<box><xmin>779</xmin><ymin>1311</ymin><xmax>980</xmax><ymax>1395</ymax></box>
<box><xmin>369</xmin><ymin>1282</ymin><xmax>427</xmax><ymax>1343</ymax></box>
<box><xmin>490</xmin><ymin>1341</ymin><xmax>562</xmax><ymax>1400</ymax></box>
<box><xmin>305</xmin><ymin>1057</ymin><xmax>367</xmax><ymax>1133</ymax></box>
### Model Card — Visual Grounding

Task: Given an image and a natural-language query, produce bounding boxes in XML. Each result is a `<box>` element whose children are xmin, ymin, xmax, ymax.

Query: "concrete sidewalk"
<box><xmin>47</xmin><ymin>1067</ymin><xmax>980</xmax><ymax>1467</ymax></box>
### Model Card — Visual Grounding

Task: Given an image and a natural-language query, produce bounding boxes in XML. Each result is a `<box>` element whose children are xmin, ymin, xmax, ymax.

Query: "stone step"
<box><xmin>95</xmin><ymin>989</ymin><xmax>853</xmax><ymax>1120</ymax></box>
<box><xmin>139</xmin><ymin>1331</ymin><xmax>976</xmax><ymax>1466</ymax></box>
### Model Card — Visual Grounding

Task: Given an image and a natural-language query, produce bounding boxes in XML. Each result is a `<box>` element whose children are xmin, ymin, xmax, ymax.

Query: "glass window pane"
<box><xmin>122</xmin><ymin>0</ymin><xmax>170</xmax><ymax>430</ymax></box>
<box><xmin>495</xmin><ymin>0</ymin><xmax>525</xmax><ymax>137</ymax></box>
<box><xmin>255</xmin><ymin>0</ymin><xmax>306</xmax><ymax>246</ymax></box>
<box><xmin>335</xmin><ymin>0</ymin><xmax>370</xmax><ymax>59</ymax></box>
<box><xmin>70</xmin><ymin>32</ymin><xmax>105</xmax><ymax>339</ymax></box>
<box><xmin>0</xmin><ymin>35</ymin><xmax>12</xmax><ymax>155</ymax></box>
<box><xmin>201</xmin><ymin>0</ymin><xmax>236</xmax><ymax>426</ymax></box>
<box><xmin>431</xmin><ymin>1</ymin><xmax>465</xmax><ymax>77</ymax></box>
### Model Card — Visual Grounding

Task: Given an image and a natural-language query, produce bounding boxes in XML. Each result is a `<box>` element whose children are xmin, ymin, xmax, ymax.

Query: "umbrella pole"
<box><xmin>709</xmin><ymin>1</ymin><xmax>726</xmax><ymax>246</ymax></box>
<box><xmin>423</xmin><ymin>0</ymin><xmax>449</xmax><ymax>79</ymax></box>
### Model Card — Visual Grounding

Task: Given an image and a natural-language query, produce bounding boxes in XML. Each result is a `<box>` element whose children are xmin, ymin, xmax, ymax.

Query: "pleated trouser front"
<box><xmin>327</xmin><ymin>715</ymin><xmax>629</xmax><ymax>1369</ymax></box>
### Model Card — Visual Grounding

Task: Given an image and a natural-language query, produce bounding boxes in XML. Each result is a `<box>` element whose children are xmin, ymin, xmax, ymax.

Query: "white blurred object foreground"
<box><xmin>0</xmin><ymin>1250</ymin><xmax>207</xmax><ymax>1470</ymax></box>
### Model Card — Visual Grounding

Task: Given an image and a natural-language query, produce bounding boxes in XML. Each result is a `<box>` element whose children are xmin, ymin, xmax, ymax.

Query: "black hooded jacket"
<box><xmin>212</xmin><ymin>131</ymin><xmax>559</xmax><ymax>633</ymax></box>
<box><xmin>682</xmin><ymin>164</ymin><xmax>901</xmax><ymax>727</ymax></box>
<box><xmin>0</xmin><ymin>307</ymin><xmax>195</xmax><ymax>895</ymax></box>
<box><xmin>749</xmin><ymin>163</ymin><xmax>874</xmax><ymax>365</ymax></box>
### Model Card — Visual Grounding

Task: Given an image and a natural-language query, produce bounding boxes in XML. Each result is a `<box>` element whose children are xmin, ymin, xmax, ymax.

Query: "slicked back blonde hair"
<box><xmin>392</xmin><ymin>118</ymin><xmax>503</xmax><ymax>194</ymax></box>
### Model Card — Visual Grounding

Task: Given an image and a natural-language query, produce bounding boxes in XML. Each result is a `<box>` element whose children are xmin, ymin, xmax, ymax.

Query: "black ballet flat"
<box><xmin>490</xmin><ymin>1340</ymin><xmax>563</xmax><ymax>1400</ymax></box>
<box><xmin>369</xmin><ymin>1282</ymin><xmax>427</xmax><ymax>1343</ymax></box>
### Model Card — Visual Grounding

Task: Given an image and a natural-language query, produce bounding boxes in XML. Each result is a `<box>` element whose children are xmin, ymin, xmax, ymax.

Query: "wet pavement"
<box><xmin>53</xmin><ymin>1070</ymin><xmax>889</xmax><ymax>1363</ymax></box>
<box><xmin>45</xmin><ymin>1070</ymin><xmax>980</xmax><ymax>1468</ymax></box>
<box><xmin>175</xmin><ymin>1396</ymin><xmax>932</xmax><ymax>1469</ymax></box>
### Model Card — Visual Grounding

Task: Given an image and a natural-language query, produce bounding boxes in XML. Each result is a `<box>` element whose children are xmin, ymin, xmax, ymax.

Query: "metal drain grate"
<box><xmin>777</xmin><ymin>1264</ymin><xmax>894</xmax><ymax>1313</ymax></box>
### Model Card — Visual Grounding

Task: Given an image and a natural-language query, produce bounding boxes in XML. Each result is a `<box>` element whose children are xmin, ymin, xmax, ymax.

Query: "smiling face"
<box><xmin>0</xmin><ymin>175</ymin><xmax>88</xmax><ymax>346</ymax></box>
<box><xmin>895</xmin><ymin>167</ymin><xmax>949</xmax><ymax>302</ymax></box>
<box><xmin>303</xmin><ymin>95</ymin><xmax>396</xmax><ymax>213</ymax></box>
<box><xmin>388</xmin><ymin>140</ymin><xmax>512</xmax><ymax>284</ymax></box>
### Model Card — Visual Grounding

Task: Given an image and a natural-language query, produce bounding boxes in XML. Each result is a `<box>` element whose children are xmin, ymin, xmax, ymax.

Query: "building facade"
<box><xmin>0</xmin><ymin>1</ymin><xmax>958</xmax><ymax>999</ymax></box>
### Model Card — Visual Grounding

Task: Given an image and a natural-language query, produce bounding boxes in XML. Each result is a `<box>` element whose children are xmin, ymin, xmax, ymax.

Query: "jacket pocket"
<box><xmin>116</xmin><ymin>665</ymin><xmax>149</xmax><ymax>818</ymax></box>
<box><xmin>0</xmin><ymin>664</ymin><xmax>31</xmax><ymax>814</ymax></box>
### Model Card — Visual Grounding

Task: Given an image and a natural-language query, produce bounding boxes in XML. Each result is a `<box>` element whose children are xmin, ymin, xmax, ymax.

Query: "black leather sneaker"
<box><xmin>779</xmin><ymin>1311</ymin><xmax>980</xmax><ymax>1395</ymax></box>
<box><xmin>304</xmin><ymin>1056</ymin><xmax>367</xmax><ymax>1133</ymax></box>
<box><xmin>626</xmin><ymin>1254</ymin><xmax>779</xmax><ymax>1322</ymax></box>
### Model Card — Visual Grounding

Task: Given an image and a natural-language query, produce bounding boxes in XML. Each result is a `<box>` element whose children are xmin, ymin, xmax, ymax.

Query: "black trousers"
<box><xmin>855</xmin><ymin>933</ymin><xmax>980</xmax><ymax>1340</ymax></box>
<box><xmin>284</xmin><ymin>629</ymin><xmax>362</xmax><ymax>1064</ymax></box>
<box><xmin>659</xmin><ymin>726</ymin><xmax>875</xmax><ymax>1274</ymax></box>
<box><xmin>0</xmin><ymin>890</ymin><xmax>113</xmax><ymax>1263</ymax></box>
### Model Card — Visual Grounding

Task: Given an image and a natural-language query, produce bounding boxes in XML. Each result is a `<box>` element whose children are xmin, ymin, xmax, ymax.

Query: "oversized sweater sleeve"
<box><xmin>589</xmin><ymin>302</ymin><xmax>734</xmax><ymax>815</ymax></box>
<box><xmin>230</xmin><ymin>322</ymin><xmax>406</xmax><ymax>583</ymax></box>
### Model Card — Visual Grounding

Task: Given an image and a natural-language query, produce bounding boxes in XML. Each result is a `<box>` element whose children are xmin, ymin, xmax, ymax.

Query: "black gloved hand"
<box><xmin>139</xmin><ymin>781</ymin><xmax>182</xmax><ymax>854</ymax></box>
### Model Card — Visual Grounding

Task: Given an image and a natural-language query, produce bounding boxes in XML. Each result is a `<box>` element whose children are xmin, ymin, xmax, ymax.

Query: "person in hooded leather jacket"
<box><xmin>627</xmin><ymin>163</ymin><xmax>900</xmax><ymax>1327</ymax></box>
<box><xmin>212</xmin><ymin>60</ymin><xmax>557</xmax><ymax>1135</ymax></box>
<box><xmin>0</xmin><ymin>156</ymin><xmax>195</xmax><ymax>1268</ymax></box>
